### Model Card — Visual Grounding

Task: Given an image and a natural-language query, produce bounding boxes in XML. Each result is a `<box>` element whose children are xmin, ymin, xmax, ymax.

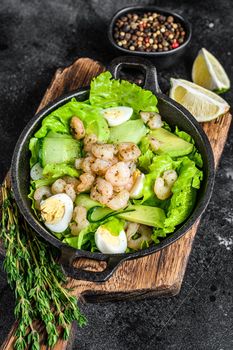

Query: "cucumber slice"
<box><xmin>87</xmin><ymin>204</ymin><xmax>165</xmax><ymax>227</ymax></box>
<box><xmin>87</xmin><ymin>206</ymin><xmax>135</xmax><ymax>223</ymax></box>
<box><xmin>40</xmin><ymin>135</ymin><xmax>81</xmax><ymax>167</ymax></box>
<box><xmin>46</xmin><ymin>131</ymin><xmax>73</xmax><ymax>138</ymax></box>
<box><xmin>75</xmin><ymin>194</ymin><xmax>103</xmax><ymax>210</ymax></box>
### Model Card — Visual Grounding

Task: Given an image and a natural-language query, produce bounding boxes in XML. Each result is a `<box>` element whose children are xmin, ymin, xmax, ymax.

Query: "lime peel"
<box><xmin>192</xmin><ymin>48</ymin><xmax>230</xmax><ymax>93</ymax></box>
<box><xmin>169</xmin><ymin>78</ymin><xmax>230</xmax><ymax>122</ymax></box>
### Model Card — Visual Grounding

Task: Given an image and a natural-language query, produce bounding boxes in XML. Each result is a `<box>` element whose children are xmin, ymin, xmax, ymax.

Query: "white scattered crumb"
<box><xmin>225</xmin><ymin>168</ymin><xmax>233</xmax><ymax>180</ymax></box>
<box><xmin>227</xmin><ymin>51</ymin><xmax>231</xmax><ymax>56</ymax></box>
<box><xmin>208</xmin><ymin>22</ymin><xmax>214</xmax><ymax>28</ymax></box>
<box><xmin>215</xmin><ymin>235</ymin><xmax>233</xmax><ymax>250</ymax></box>
<box><xmin>225</xmin><ymin>216</ymin><xmax>233</xmax><ymax>224</ymax></box>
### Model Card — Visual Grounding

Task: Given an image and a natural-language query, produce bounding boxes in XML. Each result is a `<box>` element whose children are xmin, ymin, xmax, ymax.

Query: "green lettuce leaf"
<box><xmin>63</xmin><ymin>223</ymin><xmax>99</xmax><ymax>251</ymax></box>
<box><xmin>29</xmin><ymin>138</ymin><xmax>39</xmax><ymax>167</ymax></box>
<box><xmin>141</xmin><ymin>155</ymin><xmax>182</xmax><ymax>203</ymax></box>
<box><xmin>89</xmin><ymin>71</ymin><xmax>158</xmax><ymax>115</ymax></box>
<box><xmin>42</xmin><ymin>163</ymin><xmax>80</xmax><ymax>178</ymax></box>
<box><xmin>63</xmin><ymin>217</ymin><xmax>125</xmax><ymax>251</ymax></box>
<box><xmin>101</xmin><ymin>217</ymin><xmax>125</xmax><ymax>236</ymax></box>
<box><xmin>138</xmin><ymin>136</ymin><xmax>154</xmax><ymax>172</ymax></box>
<box><xmin>28</xmin><ymin>183</ymin><xmax>38</xmax><ymax>218</ymax></box>
<box><xmin>35</xmin><ymin>99</ymin><xmax>109</xmax><ymax>142</ymax></box>
<box><xmin>33</xmin><ymin>177</ymin><xmax>56</xmax><ymax>188</ymax></box>
<box><xmin>152</xmin><ymin>157</ymin><xmax>203</xmax><ymax>242</ymax></box>
<box><xmin>162</xmin><ymin>121</ymin><xmax>172</xmax><ymax>131</ymax></box>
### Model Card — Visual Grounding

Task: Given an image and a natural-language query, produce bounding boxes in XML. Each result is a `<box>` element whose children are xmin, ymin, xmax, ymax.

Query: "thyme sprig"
<box><xmin>0</xmin><ymin>181</ymin><xmax>86</xmax><ymax>350</ymax></box>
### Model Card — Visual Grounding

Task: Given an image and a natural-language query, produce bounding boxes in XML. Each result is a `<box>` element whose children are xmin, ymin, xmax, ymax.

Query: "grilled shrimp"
<box><xmin>76</xmin><ymin>173</ymin><xmax>95</xmax><ymax>192</ymax></box>
<box><xmin>154</xmin><ymin>170</ymin><xmax>178</xmax><ymax>200</ymax></box>
<box><xmin>140</xmin><ymin>111</ymin><xmax>163</xmax><ymax>129</ymax></box>
<box><xmin>51</xmin><ymin>179</ymin><xmax>66</xmax><ymax>194</ymax></box>
<box><xmin>117</xmin><ymin>143</ymin><xmax>141</xmax><ymax>162</ymax></box>
<box><xmin>126</xmin><ymin>161</ymin><xmax>137</xmax><ymax>174</ymax></box>
<box><xmin>91</xmin><ymin>158</ymin><xmax>112</xmax><ymax>176</ymax></box>
<box><xmin>107</xmin><ymin>190</ymin><xmax>129</xmax><ymax>210</ymax></box>
<box><xmin>111</xmin><ymin>156</ymin><xmax>119</xmax><ymax>165</ymax></box>
<box><xmin>34</xmin><ymin>186</ymin><xmax>52</xmax><ymax>209</ymax></box>
<box><xmin>81</xmin><ymin>156</ymin><xmax>95</xmax><ymax>173</ymax></box>
<box><xmin>70</xmin><ymin>116</ymin><xmax>85</xmax><ymax>140</ymax></box>
<box><xmin>70</xmin><ymin>205</ymin><xmax>89</xmax><ymax>235</ymax></box>
<box><xmin>62</xmin><ymin>176</ymin><xmax>79</xmax><ymax>187</ymax></box>
<box><xmin>112</xmin><ymin>185</ymin><xmax>125</xmax><ymax>193</ymax></box>
<box><xmin>163</xmin><ymin>170</ymin><xmax>178</xmax><ymax>187</ymax></box>
<box><xmin>154</xmin><ymin>177</ymin><xmax>171</xmax><ymax>200</ymax></box>
<box><xmin>90</xmin><ymin>177</ymin><xmax>113</xmax><ymax>205</ymax></box>
<box><xmin>34</xmin><ymin>186</ymin><xmax>52</xmax><ymax>201</ymax></box>
<box><xmin>124</xmin><ymin>176</ymin><xmax>134</xmax><ymax>192</ymax></box>
<box><xmin>105</xmin><ymin>161</ymin><xmax>130</xmax><ymax>187</ymax></box>
<box><xmin>51</xmin><ymin>178</ymin><xmax>78</xmax><ymax>202</ymax></box>
<box><xmin>126</xmin><ymin>224</ymin><xmax>152</xmax><ymax>250</ymax></box>
<box><xmin>74</xmin><ymin>158</ymin><xmax>83</xmax><ymax>170</ymax></box>
<box><xmin>83</xmin><ymin>134</ymin><xmax>98</xmax><ymax>152</ymax></box>
<box><xmin>91</xmin><ymin>143</ymin><xmax>116</xmax><ymax>160</ymax></box>
<box><xmin>65</xmin><ymin>184</ymin><xmax>76</xmax><ymax>202</ymax></box>
<box><xmin>125</xmin><ymin>222</ymin><xmax>139</xmax><ymax>240</ymax></box>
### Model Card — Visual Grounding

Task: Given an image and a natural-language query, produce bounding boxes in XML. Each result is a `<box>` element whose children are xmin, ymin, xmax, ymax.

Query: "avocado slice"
<box><xmin>118</xmin><ymin>205</ymin><xmax>165</xmax><ymax>228</ymax></box>
<box><xmin>109</xmin><ymin>119</ymin><xmax>147</xmax><ymax>144</ymax></box>
<box><xmin>150</xmin><ymin>128</ymin><xmax>193</xmax><ymax>157</ymax></box>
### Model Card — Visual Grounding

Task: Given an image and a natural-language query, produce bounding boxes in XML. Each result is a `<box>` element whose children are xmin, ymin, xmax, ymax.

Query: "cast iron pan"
<box><xmin>11</xmin><ymin>56</ymin><xmax>215</xmax><ymax>282</ymax></box>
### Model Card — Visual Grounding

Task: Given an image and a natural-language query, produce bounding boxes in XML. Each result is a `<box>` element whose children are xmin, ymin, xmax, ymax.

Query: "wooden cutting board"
<box><xmin>0</xmin><ymin>57</ymin><xmax>232</xmax><ymax>350</ymax></box>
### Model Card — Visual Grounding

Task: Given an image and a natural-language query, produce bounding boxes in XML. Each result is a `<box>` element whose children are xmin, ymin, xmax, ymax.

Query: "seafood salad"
<box><xmin>28</xmin><ymin>72</ymin><xmax>203</xmax><ymax>254</ymax></box>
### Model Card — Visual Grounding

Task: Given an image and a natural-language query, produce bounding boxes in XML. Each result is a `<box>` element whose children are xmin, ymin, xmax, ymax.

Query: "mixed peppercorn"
<box><xmin>113</xmin><ymin>11</ymin><xmax>186</xmax><ymax>53</ymax></box>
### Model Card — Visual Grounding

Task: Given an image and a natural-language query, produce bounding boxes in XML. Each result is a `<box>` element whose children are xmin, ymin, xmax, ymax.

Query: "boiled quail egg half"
<box><xmin>40</xmin><ymin>193</ymin><xmax>73</xmax><ymax>233</ymax></box>
<box><xmin>95</xmin><ymin>225</ymin><xmax>127</xmax><ymax>254</ymax></box>
<box><xmin>130</xmin><ymin>171</ymin><xmax>145</xmax><ymax>199</ymax></box>
<box><xmin>102</xmin><ymin>106</ymin><xmax>133</xmax><ymax>126</ymax></box>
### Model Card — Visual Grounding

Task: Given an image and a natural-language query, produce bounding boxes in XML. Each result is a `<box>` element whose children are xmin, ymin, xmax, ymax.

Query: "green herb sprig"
<box><xmin>0</xmin><ymin>181</ymin><xmax>86</xmax><ymax>350</ymax></box>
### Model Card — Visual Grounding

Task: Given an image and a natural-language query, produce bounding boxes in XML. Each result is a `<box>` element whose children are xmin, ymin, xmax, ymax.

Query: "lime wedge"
<box><xmin>169</xmin><ymin>78</ymin><xmax>230</xmax><ymax>122</ymax></box>
<box><xmin>192</xmin><ymin>48</ymin><xmax>230</xmax><ymax>93</ymax></box>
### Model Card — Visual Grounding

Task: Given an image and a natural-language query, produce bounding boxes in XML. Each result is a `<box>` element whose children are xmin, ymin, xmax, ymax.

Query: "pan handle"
<box><xmin>108</xmin><ymin>56</ymin><xmax>161</xmax><ymax>94</ymax></box>
<box><xmin>59</xmin><ymin>247</ymin><xmax>126</xmax><ymax>282</ymax></box>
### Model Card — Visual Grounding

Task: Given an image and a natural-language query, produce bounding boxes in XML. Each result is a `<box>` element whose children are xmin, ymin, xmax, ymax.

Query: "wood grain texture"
<box><xmin>0</xmin><ymin>57</ymin><xmax>232</xmax><ymax>350</ymax></box>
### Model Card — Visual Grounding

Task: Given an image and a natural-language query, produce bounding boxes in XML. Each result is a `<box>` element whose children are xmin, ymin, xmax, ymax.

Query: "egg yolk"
<box><xmin>40</xmin><ymin>198</ymin><xmax>65</xmax><ymax>224</ymax></box>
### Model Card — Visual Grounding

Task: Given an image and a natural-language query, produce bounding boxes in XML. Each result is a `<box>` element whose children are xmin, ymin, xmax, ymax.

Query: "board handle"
<box><xmin>108</xmin><ymin>56</ymin><xmax>161</xmax><ymax>94</ymax></box>
<box><xmin>59</xmin><ymin>247</ymin><xmax>126</xmax><ymax>282</ymax></box>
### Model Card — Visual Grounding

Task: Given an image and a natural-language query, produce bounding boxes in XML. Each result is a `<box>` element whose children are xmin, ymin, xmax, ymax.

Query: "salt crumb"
<box><xmin>215</xmin><ymin>235</ymin><xmax>233</xmax><ymax>250</ymax></box>
<box><xmin>208</xmin><ymin>22</ymin><xmax>214</xmax><ymax>28</ymax></box>
<box><xmin>225</xmin><ymin>217</ymin><xmax>232</xmax><ymax>224</ymax></box>
<box><xmin>226</xmin><ymin>169</ymin><xmax>233</xmax><ymax>180</ymax></box>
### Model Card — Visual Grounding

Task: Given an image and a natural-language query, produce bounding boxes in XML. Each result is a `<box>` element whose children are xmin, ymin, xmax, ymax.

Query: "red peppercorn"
<box><xmin>172</xmin><ymin>40</ymin><xmax>179</xmax><ymax>49</ymax></box>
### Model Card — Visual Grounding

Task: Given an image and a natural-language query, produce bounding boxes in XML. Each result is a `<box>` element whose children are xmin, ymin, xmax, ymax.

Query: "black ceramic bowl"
<box><xmin>11</xmin><ymin>57</ymin><xmax>214</xmax><ymax>282</ymax></box>
<box><xmin>108</xmin><ymin>6</ymin><xmax>192</xmax><ymax>69</ymax></box>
